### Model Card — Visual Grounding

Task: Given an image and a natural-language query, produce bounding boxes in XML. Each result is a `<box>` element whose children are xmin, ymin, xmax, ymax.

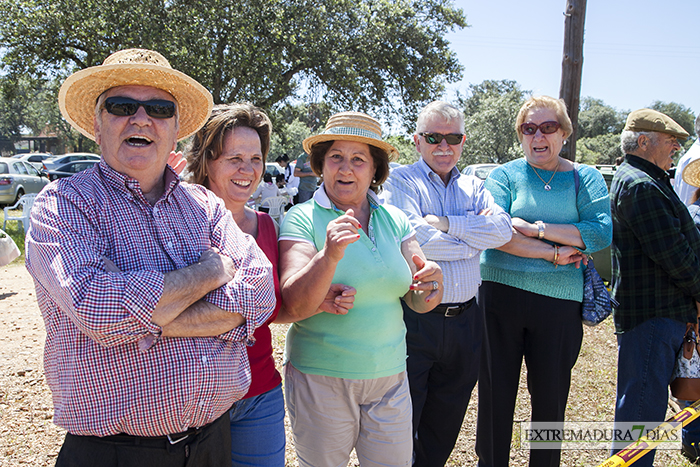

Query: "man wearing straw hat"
<box><xmin>25</xmin><ymin>49</ymin><xmax>275</xmax><ymax>466</ymax></box>
<box><xmin>610</xmin><ymin>108</ymin><xmax>700</xmax><ymax>466</ymax></box>
<box><xmin>382</xmin><ymin>101</ymin><xmax>512</xmax><ymax>467</ymax></box>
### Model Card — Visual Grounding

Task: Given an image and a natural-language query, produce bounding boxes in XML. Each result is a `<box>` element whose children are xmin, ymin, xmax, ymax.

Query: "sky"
<box><xmin>444</xmin><ymin>0</ymin><xmax>700</xmax><ymax>116</ymax></box>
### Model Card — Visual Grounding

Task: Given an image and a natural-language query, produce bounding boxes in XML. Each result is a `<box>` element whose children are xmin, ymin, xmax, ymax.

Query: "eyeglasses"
<box><xmin>419</xmin><ymin>132</ymin><xmax>464</xmax><ymax>145</ymax></box>
<box><xmin>520</xmin><ymin>121</ymin><xmax>561</xmax><ymax>136</ymax></box>
<box><xmin>103</xmin><ymin>97</ymin><xmax>177</xmax><ymax>119</ymax></box>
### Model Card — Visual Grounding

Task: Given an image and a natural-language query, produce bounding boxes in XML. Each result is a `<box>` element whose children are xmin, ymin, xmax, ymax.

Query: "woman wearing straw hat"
<box><xmin>278</xmin><ymin>111</ymin><xmax>444</xmax><ymax>466</ymax></box>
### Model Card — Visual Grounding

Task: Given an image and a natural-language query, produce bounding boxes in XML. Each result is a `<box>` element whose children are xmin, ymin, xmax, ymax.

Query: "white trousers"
<box><xmin>285</xmin><ymin>364</ymin><xmax>413</xmax><ymax>467</ymax></box>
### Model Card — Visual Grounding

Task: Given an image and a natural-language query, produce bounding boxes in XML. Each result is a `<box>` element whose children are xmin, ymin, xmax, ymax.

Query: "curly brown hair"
<box><xmin>308</xmin><ymin>141</ymin><xmax>390</xmax><ymax>194</ymax></box>
<box><xmin>184</xmin><ymin>103</ymin><xmax>272</xmax><ymax>187</ymax></box>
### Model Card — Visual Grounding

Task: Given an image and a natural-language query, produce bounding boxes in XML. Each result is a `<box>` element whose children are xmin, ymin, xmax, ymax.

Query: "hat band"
<box><xmin>324</xmin><ymin>126</ymin><xmax>382</xmax><ymax>141</ymax></box>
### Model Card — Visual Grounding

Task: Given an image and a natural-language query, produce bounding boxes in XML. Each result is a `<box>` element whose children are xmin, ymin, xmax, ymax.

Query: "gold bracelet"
<box><xmin>552</xmin><ymin>245</ymin><xmax>559</xmax><ymax>267</ymax></box>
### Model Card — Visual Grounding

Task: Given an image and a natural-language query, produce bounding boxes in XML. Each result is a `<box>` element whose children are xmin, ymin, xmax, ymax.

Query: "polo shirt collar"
<box><xmin>312</xmin><ymin>182</ymin><xmax>383</xmax><ymax>212</ymax></box>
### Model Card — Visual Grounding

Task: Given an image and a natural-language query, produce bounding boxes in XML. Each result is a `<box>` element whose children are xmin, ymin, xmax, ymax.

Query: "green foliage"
<box><xmin>649</xmin><ymin>101</ymin><xmax>696</xmax><ymax>137</ymax></box>
<box><xmin>0</xmin><ymin>210</ymin><xmax>26</xmax><ymax>264</ymax></box>
<box><xmin>577</xmin><ymin>97</ymin><xmax>625</xmax><ymax>139</ymax></box>
<box><xmin>576</xmin><ymin>134</ymin><xmax>622</xmax><ymax>166</ymax></box>
<box><xmin>269</xmin><ymin>118</ymin><xmax>313</xmax><ymax>161</ymax></box>
<box><xmin>0</xmin><ymin>0</ymin><xmax>467</xmax><ymax>131</ymax></box>
<box><xmin>385</xmin><ymin>135</ymin><xmax>418</xmax><ymax>165</ymax></box>
<box><xmin>457</xmin><ymin>80</ymin><xmax>529</xmax><ymax>166</ymax></box>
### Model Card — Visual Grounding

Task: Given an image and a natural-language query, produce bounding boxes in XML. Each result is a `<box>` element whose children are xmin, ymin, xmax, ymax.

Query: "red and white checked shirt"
<box><xmin>25</xmin><ymin>160</ymin><xmax>275</xmax><ymax>437</ymax></box>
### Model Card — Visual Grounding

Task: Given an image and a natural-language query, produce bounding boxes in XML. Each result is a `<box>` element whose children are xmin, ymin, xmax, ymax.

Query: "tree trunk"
<box><xmin>559</xmin><ymin>0</ymin><xmax>587</xmax><ymax>161</ymax></box>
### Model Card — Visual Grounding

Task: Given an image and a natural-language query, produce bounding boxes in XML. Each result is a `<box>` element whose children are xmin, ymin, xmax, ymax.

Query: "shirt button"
<box><xmin>371</xmin><ymin>247</ymin><xmax>376</xmax><ymax>252</ymax></box>
<box><xmin>199</xmin><ymin>401</ymin><xmax>205</xmax><ymax>407</ymax></box>
<box><xmin>201</xmin><ymin>356</ymin><xmax>207</xmax><ymax>363</ymax></box>
<box><xmin>167</xmin><ymin>241</ymin><xmax>173</xmax><ymax>248</ymax></box>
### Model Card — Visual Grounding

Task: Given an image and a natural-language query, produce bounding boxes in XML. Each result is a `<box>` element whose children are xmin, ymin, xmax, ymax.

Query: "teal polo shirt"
<box><xmin>279</xmin><ymin>185</ymin><xmax>414</xmax><ymax>379</ymax></box>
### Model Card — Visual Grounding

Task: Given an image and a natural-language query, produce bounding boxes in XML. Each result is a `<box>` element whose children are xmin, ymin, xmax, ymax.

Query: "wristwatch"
<box><xmin>535</xmin><ymin>221</ymin><xmax>545</xmax><ymax>240</ymax></box>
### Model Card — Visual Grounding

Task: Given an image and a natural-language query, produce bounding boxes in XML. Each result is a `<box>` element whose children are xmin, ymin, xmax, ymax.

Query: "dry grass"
<box><xmin>0</xmin><ymin>264</ymin><xmax>695</xmax><ymax>466</ymax></box>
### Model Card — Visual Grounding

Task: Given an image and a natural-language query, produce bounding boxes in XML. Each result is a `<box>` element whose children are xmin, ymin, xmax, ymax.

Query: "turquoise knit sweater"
<box><xmin>481</xmin><ymin>158</ymin><xmax>612</xmax><ymax>302</ymax></box>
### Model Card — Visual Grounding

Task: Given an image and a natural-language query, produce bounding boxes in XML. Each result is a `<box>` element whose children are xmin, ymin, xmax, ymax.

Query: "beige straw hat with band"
<box><xmin>58</xmin><ymin>48</ymin><xmax>213</xmax><ymax>142</ymax></box>
<box><xmin>683</xmin><ymin>158</ymin><xmax>700</xmax><ymax>188</ymax></box>
<box><xmin>302</xmin><ymin>111</ymin><xmax>399</xmax><ymax>161</ymax></box>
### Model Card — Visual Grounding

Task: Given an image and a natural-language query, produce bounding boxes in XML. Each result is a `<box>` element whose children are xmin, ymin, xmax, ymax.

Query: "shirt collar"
<box><xmin>624</xmin><ymin>154</ymin><xmax>670</xmax><ymax>182</ymax></box>
<box><xmin>312</xmin><ymin>182</ymin><xmax>383</xmax><ymax>212</ymax></box>
<box><xmin>416</xmin><ymin>157</ymin><xmax>460</xmax><ymax>186</ymax></box>
<box><xmin>98</xmin><ymin>158</ymin><xmax>181</xmax><ymax>202</ymax></box>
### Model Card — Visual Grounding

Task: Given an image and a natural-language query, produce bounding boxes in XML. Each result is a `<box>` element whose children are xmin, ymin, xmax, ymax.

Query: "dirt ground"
<box><xmin>0</xmin><ymin>263</ymin><xmax>694</xmax><ymax>466</ymax></box>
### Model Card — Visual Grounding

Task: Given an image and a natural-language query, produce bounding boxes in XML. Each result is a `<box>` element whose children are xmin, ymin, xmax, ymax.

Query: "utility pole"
<box><xmin>559</xmin><ymin>0</ymin><xmax>587</xmax><ymax>161</ymax></box>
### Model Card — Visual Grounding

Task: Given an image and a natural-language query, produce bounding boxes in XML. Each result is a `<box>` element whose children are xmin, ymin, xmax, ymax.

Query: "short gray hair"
<box><xmin>621</xmin><ymin>130</ymin><xmax>654</xmax><ymax>154</ymax></box>
<box><xmin>416</xmin><ymin>101</ymin><xmax>465</xmax><ymax>134</ymax></box>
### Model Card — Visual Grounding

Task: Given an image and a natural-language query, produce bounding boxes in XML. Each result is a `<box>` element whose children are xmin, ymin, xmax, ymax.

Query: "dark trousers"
<box><xmin>55</xmin><ymin>410</ymin><xmax>231</xmax><ymax>467</ymax></box>
<box><xmin>476</xmin><ymin>281</ymin><xmax>583</xmax><ymax>467</ymax></box>
<box><xmin>402</xmin><ymin>298</ymin><xmax>483</xmax><ymax>467</ymax></box>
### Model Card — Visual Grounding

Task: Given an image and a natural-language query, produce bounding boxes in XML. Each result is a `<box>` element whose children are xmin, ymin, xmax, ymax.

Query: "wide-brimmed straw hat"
<box><xmin>302</xmin><ymin>112</ymin><xmax>398</xmax><ymax>161</ymax></box>
<box><xmin>58</xmin><ymin>48</ymin><xmax>213</xmax><ymax>142</ymax></box>
<box><xmin>683</xmin><ymin>158</ymin><xmax>700</xmax><ymax>188</ymax></box>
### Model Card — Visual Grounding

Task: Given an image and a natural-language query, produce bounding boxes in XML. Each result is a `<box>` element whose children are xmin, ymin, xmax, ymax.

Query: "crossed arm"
<box><xmin>104</xmin><ymin>248</ymin><xmax>246</xmax><ymax>337</ymax></box>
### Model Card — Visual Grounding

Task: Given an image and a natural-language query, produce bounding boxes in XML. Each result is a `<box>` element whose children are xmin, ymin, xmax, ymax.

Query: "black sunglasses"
<box><xmin>419</xmin><ymin>132</ymin><xmax>464</xmax><ymax>145</ymax></box>
<box><xmin>520</xmin><ymin>121</ymin><xmax>561</xmax><ymax>136</ymax></box>
<box><xmin>103</xmin><ymin>97</ymin><xmax>177</xmax><ymax>119</ymax></box>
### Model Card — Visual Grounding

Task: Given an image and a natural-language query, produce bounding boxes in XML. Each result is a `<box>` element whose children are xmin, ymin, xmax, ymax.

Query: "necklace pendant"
<box><xmin>544</xmin><ymin>184</ymin><xmax>551</xmax><ymax>191</ymax></box>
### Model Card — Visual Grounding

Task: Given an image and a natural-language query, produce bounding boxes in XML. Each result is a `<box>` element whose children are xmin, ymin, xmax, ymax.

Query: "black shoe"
<box><xmin>682</xmin><ymin>443</ymin><xmax>700</xmax><ymax>465</ymax></box>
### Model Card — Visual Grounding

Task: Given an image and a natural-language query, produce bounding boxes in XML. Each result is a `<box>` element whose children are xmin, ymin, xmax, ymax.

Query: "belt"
<box><xmin>430</xmin><ymin>297</ymin><xmax>476</xmax><ymax>317</ymax></box>
<box><xmin>106</xmin><ymin>425</ymin><xmax>204</xmax><ymax>445</ymax></box>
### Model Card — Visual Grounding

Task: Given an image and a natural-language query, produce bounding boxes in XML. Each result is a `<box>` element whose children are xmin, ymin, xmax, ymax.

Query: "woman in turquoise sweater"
<box><xmin>476</xmin><ymin>96</ymin><xmax>612</xmax><ymax>467</ymax></box>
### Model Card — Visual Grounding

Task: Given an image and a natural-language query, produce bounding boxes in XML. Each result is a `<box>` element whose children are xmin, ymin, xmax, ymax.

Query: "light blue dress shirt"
<box><xmin>382</xmin><ymin>158</ymin><xmax>512</xmax><ymax>303</ymax></box>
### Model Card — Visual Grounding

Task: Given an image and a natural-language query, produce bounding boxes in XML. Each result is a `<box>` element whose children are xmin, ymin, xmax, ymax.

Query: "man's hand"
<box><xmin>198</xmin><ymin>248</ymin><xmax>237</xmax><ymax>290</ymax></box>
<box><xmin>424</xmin><ymin>214</ymin><xmax>449</xmax><ymax>233</ymax></box>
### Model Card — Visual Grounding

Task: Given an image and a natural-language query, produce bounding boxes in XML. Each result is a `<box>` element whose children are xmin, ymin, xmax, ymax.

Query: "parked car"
<box><xmin>461</xmin><ymin>163</ymin><xmax>499</xmax><ymax>180</ymax></box>
<box><xmin>13</xmin><ymin>153</ymin><xmax>55</xmax><ymax>170</ymax></box>
<box><xmin>265</xmin><ymin>162</ymin><xmax>283</xmax><ymax>177</ymax></box>
<box><xmin>0</xmin><ymin>157</ymin><xmax>50</xmax><ymax>205</ymax></box>
<box><xmin>42</xmin><ymin>153</ymin><xmax>100</xmax><ymax>171</ymax></box>
<box><xmin>47</xmin><ymin>160</ymin><xmax>98</xmax><ymax>181</ymax></box>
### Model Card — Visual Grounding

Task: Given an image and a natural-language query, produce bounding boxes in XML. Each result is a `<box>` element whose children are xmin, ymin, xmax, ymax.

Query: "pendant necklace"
<box><xmin>529</xmin><ymin>158</ymin><xmax>560</xmax><ymax>191</ymax></box>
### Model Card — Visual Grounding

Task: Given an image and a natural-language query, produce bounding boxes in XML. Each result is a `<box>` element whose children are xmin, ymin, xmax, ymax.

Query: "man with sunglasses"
<box><xmin>610</xmin><ymin>109</ymin><xmax>700</xmax><ymax>466</ymax></box>
<box><xmin>383</xmin><ymin>101</ymin><xmax>512</xmax><ymax>467</ymax></box>
<box><xmin>25</xmin><ymin>49</ymin><xmax>275</xmax><ymax>467</ymax></box>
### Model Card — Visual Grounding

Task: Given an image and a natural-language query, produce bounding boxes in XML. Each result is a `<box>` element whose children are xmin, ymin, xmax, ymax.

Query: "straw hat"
<box><xmin>58</xmin><ymin>48</ymin><xmax>213</xmax><ymax>142</ymax></box>
<box><xmin>302</xmin><ymin>112</ymin><xmax>398</xmax><ymax>161</ymax></box>
<box><xmin>682</xmin><ymin>158</ymin><xmax>700</xmax><ymax>188</ymax></box>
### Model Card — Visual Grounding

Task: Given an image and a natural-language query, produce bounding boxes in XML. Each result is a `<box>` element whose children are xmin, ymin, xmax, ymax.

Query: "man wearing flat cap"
<box><xmin>25</xmin><ymin>49</ymin><xmax>275</xmax><ymax>466</ymax></box>
<box><xmin>610</xmin><ymin>108</ymin><xmax>700</xmax><ymax>465</ymax></box>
